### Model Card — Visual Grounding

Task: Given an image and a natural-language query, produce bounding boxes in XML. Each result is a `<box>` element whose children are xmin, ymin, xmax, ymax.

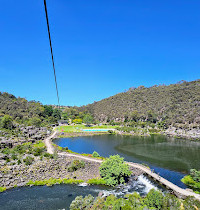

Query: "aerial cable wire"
<box><xmin>43</xmin><ymin>0</ymin><xmax>60</xmax><ymax>108</ymax></box>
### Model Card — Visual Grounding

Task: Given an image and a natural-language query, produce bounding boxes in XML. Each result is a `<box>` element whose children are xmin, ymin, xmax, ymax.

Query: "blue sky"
<box><xmin>0</xmin><ymin>0</ymin><xmax>200</xmax><ymax>106</ymax></box>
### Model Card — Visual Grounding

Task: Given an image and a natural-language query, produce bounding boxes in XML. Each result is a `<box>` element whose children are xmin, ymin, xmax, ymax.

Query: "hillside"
<box><xmin>80</xmin><ymin>80</ymin><xmax>200</xmax><ymax>129</ymax></box>
<box><xmin>0</xmin><ymin>92</ymin><xmax>61</xmax><ymax>127</ymax></box>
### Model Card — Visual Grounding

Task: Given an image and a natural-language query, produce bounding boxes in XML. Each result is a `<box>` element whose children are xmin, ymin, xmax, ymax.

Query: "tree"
<box><xmin>30</xmin><ymin>117</ymin><xmax>41</xmax><ymax>127</ymax></box>
<box><xmin>83</xmin><ymin>114</ymin><xmax>93</xmax><ymax>125</ymax></box>
<box><xmin>144</xmin><ymin>189</ymin><xmax>164</xmax><ymax>209</ymax></box>
<box><xmin>99</xmin><ymin>155</ymin><xmax>131</xmax><ymax>186</ymax></box>
<box><xmin>131</xmin><ymin>110</ymin><xmax>139</xmax><ymax>122</ymax></box>
<box><xmin>43</xmin><ymin>105</ymin><xmax>53</xmax><ymax>117</ymax></box>
<box><xmin>0</xmin><ymin>115</ymin><xmax>13</xmax><ymax>129</ymax></box>
<box><xmin>52</xmin><ymin>108</ymin><xmax>61</xmax><ymax>120</ymax></box>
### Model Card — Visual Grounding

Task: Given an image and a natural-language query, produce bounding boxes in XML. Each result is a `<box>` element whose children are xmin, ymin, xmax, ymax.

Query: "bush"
<box><xmin>70</xmin><ymin>195</ymin><xmax>94</xmax><ymax>210</ymax></box>
<box><xmin>0</xmin><ymin>115</ymin><xmax>13</xmax><ymax>129</ymax></box>
<box><xmin>144</xmin><ymin>189</ymin><xmax>164</xmax><ymax>209</ymax></box>
<box><xmin>183</xmin><ymin>196</ymin><xmax>200</xmax><ymax>209</ymax></box>
<box><xmin>68</xmin><ymin>160</ymin><xmax>85</xmax><ymax>172</ymax></box>
<box><xmin>43</xmin><ymin>153</ymin><xmax>54</xmax><ymax>158</ymax></box>
<box><xmin>0</xmin><ymin>187</ymin><xmax>6</xmax><ymax>192</ymax></box>
<box><xmin>182</xmin><ymin>169</ymin><xmax>200</xmax><ymax>193</ymax></box>
<box><xmin>92</xmin><ymin>151</ymin><xmax>100</xmax><ymax>157</ymax></box>
<box><xmin>72</xmin><ymin>119</ymin><xmax>82</xmax><ymax>124</ymax></box>
<box><xmin>99</xmin><ymin>155</ymin><xmax>131</xmax><ymax>186</ymax></box>
<box><xmin>162</xmin><ymin>193</ymin><xmax>181</xmax><ymax>209</ymax></box>
<box><xmin>23</xmin><ymin>156</ymin><xmax>34</xmax><ymax>165</ymax></box>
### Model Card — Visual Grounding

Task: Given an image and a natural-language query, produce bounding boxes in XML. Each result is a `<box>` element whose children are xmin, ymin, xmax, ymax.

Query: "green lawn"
<box><xmin>56</xmin><ymin>124</ymin><xmax>118</xmax><ymax>133</ymax></box>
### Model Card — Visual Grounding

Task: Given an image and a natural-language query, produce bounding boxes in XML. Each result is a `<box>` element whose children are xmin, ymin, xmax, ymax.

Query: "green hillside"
<box><xmin>80</xmin><ymin>80</ymin><xmax>200</xmax><ymax>129</ymax></box>
<box><xmin>0</xmin><ymin>92</ymin><xmax>61</xmax><ymax>127</ymax></box>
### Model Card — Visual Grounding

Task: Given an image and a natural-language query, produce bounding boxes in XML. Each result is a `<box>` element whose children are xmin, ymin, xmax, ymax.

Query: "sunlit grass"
<box><xmin>56</xmin><ymin>124</ymin><xmax>118</xmax><ymax>133</ymax></box>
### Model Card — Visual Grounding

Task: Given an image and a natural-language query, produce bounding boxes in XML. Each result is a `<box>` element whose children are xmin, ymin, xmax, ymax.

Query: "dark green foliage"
<box><xmin>99</xmin><ymin>155</ymin><xmax>131</xmax><ymax>186</ymax></box>
<box><xmin>92</xmin><ymin>151</ymin><xmax>100</xmax><ymax>157</ymax></box>
<box><xmin>68</xmin><ymin>160</ymin><xmax>85</xmax><ymax>172</ymax></box>
<box><xmin>70</xmin><ymin>190</ymin><xmax>193</xmax><ymax>210</ymax></box>
<box><xmin>0</xmin><ymin>115</ymin><xmax>13</xmax><ymax>129</ymax></box>
<box><xmin>23</xmin><ymin>156</ymin><xmax>34</xmax><ymax>165</ymax></box>
<box><xmin>29</xmin><ymin>117</ymin><xmax>41</xmax><ymax>127</ymax></box>
<box><xmin>79</xmin><ymin>80</ymin><xmax>200</xmax><ymax>129</ymax></box>
<box><xmin>0</xmin><ymin>92</ymin><xmax>61</xmax><ymax>126</ymax></box>
<box><xmin>144</xmin><ymin>189</ymin><xmax>164</xmax><ymax>209</ymax></box>
<box><xmin>43</xmin><ymin>105</ymin><xmax>54</xmax><ymax>117</ymax></box>
<box><xmin>190</xmin><ymin>169</ymin><xmax>200</xmax><ymax>182</ymax></box>
<box><xmin>43</xmin><ymin>153</ymin><xmax>54</xmax><ymax>158</ymax></box>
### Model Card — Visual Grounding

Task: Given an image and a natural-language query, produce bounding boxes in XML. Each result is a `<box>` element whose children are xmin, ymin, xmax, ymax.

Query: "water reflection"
<box><xmin>54</xmin><ymin>134</ymin><xmax>200</xmax><ymax>187</ymax></box>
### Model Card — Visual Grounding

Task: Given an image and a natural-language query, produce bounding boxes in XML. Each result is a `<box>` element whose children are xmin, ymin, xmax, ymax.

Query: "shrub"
<box><xmin>144</xmin><ymin>189</ymin><xmax>164</xmax><ymax>209</ymax></box>
<box><xmin>70</xmin><ymin>195</ymin><xmax>94</xmax><ymax>210</ymax></box>
<box><xmin>0</xmin><ymin>115</ymin><xmax>13</xmax><ymax>129</ymax></box>
<box><xmin>23</xmin><ymin>156</ymin><xmax>34</xmax><ymax>165</ymax></box>
<box><xmin>183</xmin><ymin>196</ymin><xmax>200</xmax><ymax>209</ymax></box>
<box><xmin>11</xmin><ymin>154</ymin><xmax>17</xmax><ymax>160</ymax></box>
<box><xmin>0</xmin><ymin>187</ymin><xmax>6</xmax><ymax>192</ymax></box>
<box><xmin>17</xmin><ymin>159</ymin><xmax>21</xmax><ymax>165</ymax></box>
<box><xmin>99</xmin><ymin>155</ymin><xmax>131</xmax><ymax>186</ymax></box>
<box><xmin>33</xmin><ymin>147</ymin><xmax>44</xmax><ymax>156</ymax></box>
<box><xmin>92</xmin><ymin>151</ymin><xmax>100</xmax><ymax>157</ymax></box>
<box><xmin>68</xmin><ymin>160</ymin><xmax>85</xmax><ymax>172</ymax></box>
<box><xmin>72</xmin><ymin>119</ymin><xmax>82</xmax><ymax>124</ymax></box>
<box><xmin>43</xmin><ymin>153</ymin><xmax>54</xmax><ymax>159</ymax></box>
<box><xmin>162</xmin><ymin>193</ymin><xmax>181</xmax><ymax>209</ymax></box>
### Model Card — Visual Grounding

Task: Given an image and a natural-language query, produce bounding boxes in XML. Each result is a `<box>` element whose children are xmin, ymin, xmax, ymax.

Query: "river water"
<box><xmin>53</xmin><ymin>134</ymin><xmax>200</xmax><ymax>188</ymax></box>
<box><xmin>1</xmin><ymin>134</ymin><xmax>199</xmax><ymax>209</ymax></box>
<box><xmin>0</xmin><ymin>175</ymin><xmax>162</xmax><ymax>210</ymax></box>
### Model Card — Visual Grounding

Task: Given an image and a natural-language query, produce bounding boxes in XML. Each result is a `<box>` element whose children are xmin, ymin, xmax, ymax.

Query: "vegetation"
<box><xmin>0</xmin><ymin>140</ymin><xmax>52</xmax><ymax>164</ymax></box>
<box><xmin>79</xmin><ymin>80</ymin><xmax>200</xmax><ymax>130</ymax></box>
<box><xmin>0</xmin><ymin>187</ymin><xmax>6</xmax><ymax>192</ymax></box>
<box><xmin>0</xmin><ymin>92</ymin><xmax>61</xmax><ymax>127</ymax></box>
<box><xmin>68</xmin><ymin>160</ymin><xmax>85</xmax><ymax>172</ymax></box>
<box><xmin>56</xmin><ymin>125</ymin><xmax>118</xmax><ymax>133</ymax></box>
<box><xmin>70</xmin><ymin>189</ymin><xmax>200</xmax><ymax>210</ymax></box>
<box><xmin>182</xmin><ymin>169</ymin><xmax>200</xmax><ymax>193</ymax></box>
<box><xmin>26</xmin><ymin>178</ymin><xmax>84</xmax><ymax>187</ymax></box>
<box><xmin>83</xmin><ymin>114</ymin><xmax>94</xmax><ymax>125</ymax></box>
<box><xmin>23</xmin><ymin>156</ymin><xmax>34</xmax><ymax>165</ymax></box>
<box><xmin>92</xmin><ymin>151</ymin><xmax>100</xmax><ymax>158</ymax></box>
<box><xmin>99</xmin><ymin>155</ymin><xmax>131</xmax><ymax>186</ymax></box>
<box><xmin>87</xmin><ymin>178</ymin><xmax>106</xmax><ymax>185</ymax></box>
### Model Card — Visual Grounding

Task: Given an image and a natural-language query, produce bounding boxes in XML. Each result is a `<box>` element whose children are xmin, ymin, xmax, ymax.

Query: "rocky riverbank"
<box><xmin>164</xmin><ymin>127</ymin><xmax>200</xmax><ymax>140</ymax></box>
<box><xmin>0</xmin><ymin>125</ymin><xmax>51</xmax><ymax>149</ymax></box>
<box><xmin>0</xmin><ymin>155</ymin><xmax>101</xmax><ymax>191</ymax></box>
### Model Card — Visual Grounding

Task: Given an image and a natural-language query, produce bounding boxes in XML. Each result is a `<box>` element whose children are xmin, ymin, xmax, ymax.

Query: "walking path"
<box><xmin>44</xmin><ymin>131</ymin><xmax>200</xmax><ymax>201</ymax></box>
<box><xmin>44</xmin><ymin>130</ymin><xmax>58</xmax><ymax>154</ymax></box>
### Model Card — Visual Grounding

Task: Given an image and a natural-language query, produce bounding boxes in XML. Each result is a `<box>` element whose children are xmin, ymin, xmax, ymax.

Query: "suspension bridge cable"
<box><xmin>43</xmin><ymin>0</ymin><xmax>60</xmax><ymax>108</ymax></box>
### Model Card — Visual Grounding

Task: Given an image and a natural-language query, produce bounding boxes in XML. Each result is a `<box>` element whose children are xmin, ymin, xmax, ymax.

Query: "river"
<box><xmin>53</xmin><ymin>134</ymin><xmax>200</xmax><ymax>188</ymax></box>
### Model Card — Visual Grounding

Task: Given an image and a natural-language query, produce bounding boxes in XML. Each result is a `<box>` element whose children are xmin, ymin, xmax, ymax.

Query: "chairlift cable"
<box><xmin>43</xmin><ymin>0</ymin><xmax>60</xmax><ymax>109</ymax></box>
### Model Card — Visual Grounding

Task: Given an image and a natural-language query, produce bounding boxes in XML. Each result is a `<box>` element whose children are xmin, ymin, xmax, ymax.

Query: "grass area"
<box><xmin>87</xmin><ymin>178</ymin><xmax>106</xmax><ymax>185</ymax></box>
<box><xmin>26</xmin><ymin>178</ymin><xmax>84</xmax><ymax>187</ymax></box>
<box><xmin>56</xmin><ymin>125</ymin><xmax>118</xmax><ymax>133</ymax></box>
